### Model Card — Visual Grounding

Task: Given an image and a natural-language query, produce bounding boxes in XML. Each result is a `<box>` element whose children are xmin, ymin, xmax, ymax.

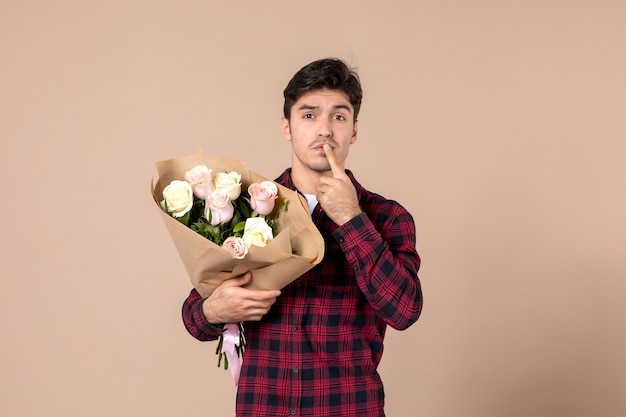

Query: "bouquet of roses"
<box><xmin>151</xmin><ymin>153</ymin><xmax>324</xmax><ymax>384</ymax></box>
<box><xmin>161</xmin><ymin>164</ymin><xmax>285</xmax><ymax>260</ymax></box>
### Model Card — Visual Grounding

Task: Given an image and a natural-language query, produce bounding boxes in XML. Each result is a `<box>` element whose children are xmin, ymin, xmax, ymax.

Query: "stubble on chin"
<box><xmin>308</xmin><ymin>157</ymin><xmax>331</xmax><ymax>173</ymax></box>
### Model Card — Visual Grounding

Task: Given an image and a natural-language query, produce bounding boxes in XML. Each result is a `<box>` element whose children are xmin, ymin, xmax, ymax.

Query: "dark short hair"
<box><xmin>283</xmin><ymin>58</ymin><xmax>363</xmax><ymax>121</ymax></box>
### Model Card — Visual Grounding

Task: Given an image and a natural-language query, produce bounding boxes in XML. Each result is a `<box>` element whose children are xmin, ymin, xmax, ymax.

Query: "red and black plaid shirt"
<box><xmin>182</xmin><ymin>169</ymin><xmax>422</xmax><ymax>417</ymax></box>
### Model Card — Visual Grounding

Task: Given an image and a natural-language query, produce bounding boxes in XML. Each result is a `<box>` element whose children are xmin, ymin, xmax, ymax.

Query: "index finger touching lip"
<box><xmin>323</xmin><ymin>144</ymin><xmax>343</xmax><ymax>177</ymax></box>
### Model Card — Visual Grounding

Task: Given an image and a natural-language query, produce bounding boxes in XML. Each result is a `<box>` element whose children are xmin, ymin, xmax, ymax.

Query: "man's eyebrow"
<box><xmin>296</xmin><ymin>104</ymin><xmax>353</xmax><ymax>112</ymax></box>
<box><xmin>333</xmin><ymin>104</ymin><xmax>352</xmax><ymax>113</ymax></box>
<box><xmin>297</xmin><ymin>104</ymin><xmax>319</xmax><ymax>111</ymax></box>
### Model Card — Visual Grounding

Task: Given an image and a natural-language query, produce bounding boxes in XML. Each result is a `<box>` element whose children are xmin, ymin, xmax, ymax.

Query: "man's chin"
<box><xmin>309</xmin><ymin>163</ymin><xmax>331</xmax><ymax>173</ymax></box>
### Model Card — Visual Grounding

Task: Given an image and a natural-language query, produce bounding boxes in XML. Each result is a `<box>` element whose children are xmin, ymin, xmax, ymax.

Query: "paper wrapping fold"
<box><xmin>151</xmin><ymin>153</ymin><xmax>325</xmax><ymax>298</ymax></box>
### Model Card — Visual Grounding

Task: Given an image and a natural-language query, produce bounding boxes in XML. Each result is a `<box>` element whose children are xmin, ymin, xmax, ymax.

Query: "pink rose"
<box><xmin>248</xmin><ymin>181</ymin><xmax>278</xmax><ymax>216</ymax></box>
<box><xmin>205</xmin><ymin>189</ymin><xmax>234</xmax><ymax>225</ymax></box>
<box><xmin>184</xmin><ymin>165</ymin><xmax>214</xmax><ymax>199</ymax></box>
<box><xmin>221</xmin><ymin>236</ymin><xmax>248</xmax><ymax>259</ymax></box>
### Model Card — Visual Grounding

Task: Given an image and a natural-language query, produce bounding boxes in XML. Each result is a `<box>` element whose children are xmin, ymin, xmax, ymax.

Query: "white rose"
<box><xmin>242</xmin><ymin>217</ymin><xmax>274</xmax><ymax>248</ymax></box>
<box><xmin>162</xmin><ymin>180</ymin><xmax>194</xmax><ymax>218</ymax></box>
<box><xmin>214</xmin><ymin>171</ymin><xmax>242</xmax><ymax>201</ymax></box>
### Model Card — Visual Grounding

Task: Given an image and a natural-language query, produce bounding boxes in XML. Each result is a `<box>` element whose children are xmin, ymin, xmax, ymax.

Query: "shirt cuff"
<box><xmin>193</xmin><ymin>298</ymin><xmax>225</xmax><ymax>334</ymax></box>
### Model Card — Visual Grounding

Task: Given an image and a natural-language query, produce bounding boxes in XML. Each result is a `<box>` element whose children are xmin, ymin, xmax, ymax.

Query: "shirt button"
<box><xmin>293</xmin><ymin>367</ymin><xmax>299</xmax><ymax>374</ymax></box>
<box><xmin>293</xmin><ymin>325</ymin><xmax>299</xmax><ymax>331</ymax></box>
<box><xmin>290</xmin><ymin>410</ymin><xmax>297</xmax><ymax>415</ymax></box>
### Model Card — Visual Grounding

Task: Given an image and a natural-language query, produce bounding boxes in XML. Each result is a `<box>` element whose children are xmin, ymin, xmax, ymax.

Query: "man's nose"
<box><xmin>317</xmin><ymin>119</ymin><xmax>332</xmax><ymax>137</ymax></box>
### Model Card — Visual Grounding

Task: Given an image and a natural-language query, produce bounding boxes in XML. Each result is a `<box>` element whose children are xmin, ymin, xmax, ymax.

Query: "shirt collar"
<box><xmin>276</xmin><ymin>168</ymin><xmax>365</xmax><ymax>201</ymax></box>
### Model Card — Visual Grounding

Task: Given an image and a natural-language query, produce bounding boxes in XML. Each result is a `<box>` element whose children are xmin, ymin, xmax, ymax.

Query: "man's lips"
<box><xmin>312</xmin><ymin>142</ymin><xmax>334</xmax><ymax>152</ymax></box>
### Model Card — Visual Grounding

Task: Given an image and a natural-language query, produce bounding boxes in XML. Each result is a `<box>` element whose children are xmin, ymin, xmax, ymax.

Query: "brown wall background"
<box><xmin>2</xmin><ymin>1</ymin><xmax>625</xmax><ymax>416</ymax></box>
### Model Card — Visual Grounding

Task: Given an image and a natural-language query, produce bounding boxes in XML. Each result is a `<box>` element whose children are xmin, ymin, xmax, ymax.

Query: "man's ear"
<box><xmin>281</xmin><ymin>117</ymin><xmax>292</xmax><ymax>141</ymax></box>
<box><xmin>350</xmin><ymin>120</ymin><xmax>359</xmax><ymax>144</ymax></box>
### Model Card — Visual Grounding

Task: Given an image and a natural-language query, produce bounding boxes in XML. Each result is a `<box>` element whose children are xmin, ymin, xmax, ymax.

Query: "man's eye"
<box><xmin>333</xmin><ymin>114</ymin><xmax>346</xmax><ymax>121</ymax></box>
<box><xmin>303</xmin><ymin>113</ymin><xmax>314</xmax><ymax>119</ymax></box>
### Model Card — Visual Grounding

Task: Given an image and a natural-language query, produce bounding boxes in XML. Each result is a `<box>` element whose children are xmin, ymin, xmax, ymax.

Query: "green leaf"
<box><xmin>231</xmin><ymin>212</ymin><xmax>242</xmax><ymax>227</ymax></box>
<box><xmin>177</xmin><ymin>211</ymin><xmax>190</xmax><ymax>226</ymax></box>
<box><xmin>233</xmin><ymin>221</ymin><xmax>245</xmax><ymax>234</ymax></box>
<box><xmin>239</xmin><ymin>200</ymin><xmax>251</xmax><ymax>218</ymax></box>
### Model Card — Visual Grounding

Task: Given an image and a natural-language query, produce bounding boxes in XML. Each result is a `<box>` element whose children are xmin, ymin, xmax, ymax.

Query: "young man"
<box><xmin>182</xmin><ymin>58</ymin><xmax>423</xmax><ymax>417</ymax></box>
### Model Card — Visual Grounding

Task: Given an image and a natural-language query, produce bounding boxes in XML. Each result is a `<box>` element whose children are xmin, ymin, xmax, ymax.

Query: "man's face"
<box><xmin>282</xmin><ymin>88</ymin><xmax>358</xmax><ymax>174</ymax></box>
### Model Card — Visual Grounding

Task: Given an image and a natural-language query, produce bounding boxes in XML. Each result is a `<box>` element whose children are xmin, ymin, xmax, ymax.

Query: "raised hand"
<box><xmin>202</xmin><ymin>272</ymin><xmax>281</xmax><ymax>324</ymax></box>
<box><xmin>316</xmin><ymin>144</ymin><xmax>362</xmax><ymax>226</ymax></box>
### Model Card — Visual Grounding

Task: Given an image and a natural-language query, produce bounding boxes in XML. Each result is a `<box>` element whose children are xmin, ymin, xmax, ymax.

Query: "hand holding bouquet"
<box><xmin>151</xmin><ymin>153</ymin><xmax>325</xmax><ymax>384</ymax></box>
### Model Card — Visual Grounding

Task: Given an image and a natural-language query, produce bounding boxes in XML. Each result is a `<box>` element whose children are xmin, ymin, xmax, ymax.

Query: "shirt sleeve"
<box><xmin>181</xmin><ymin>288</ymin><xmax>225</xmax><ymax>341</ymax></box>
<box><xmin>333</xmin><ymin>208</ymin><xmax>423</xmax><ymax>330</ymax></box>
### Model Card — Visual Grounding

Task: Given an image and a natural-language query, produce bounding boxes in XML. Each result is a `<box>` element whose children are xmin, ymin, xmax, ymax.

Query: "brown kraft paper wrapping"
<box><xmin>151</xmin><ymin>153</ymin><xmax>325</xmax><ymax>298</ymax></box>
